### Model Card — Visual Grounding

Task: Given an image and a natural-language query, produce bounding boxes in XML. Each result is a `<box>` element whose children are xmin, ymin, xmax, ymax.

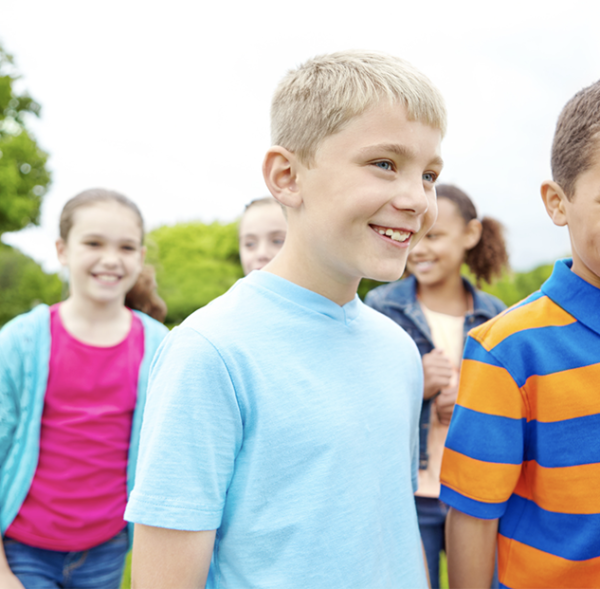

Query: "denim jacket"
<box><xmin>365</xmin><ymin>275</ymin><xmax>506</xmax><ymax>469</ymax></box>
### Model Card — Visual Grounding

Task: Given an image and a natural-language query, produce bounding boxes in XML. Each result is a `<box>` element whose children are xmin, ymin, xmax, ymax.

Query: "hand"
<box><xmin>0</xmin><ymin>571</ymin><xmax>25</xmax><ymax>589</ymax></box>
<box><xmin>435</xmin><ymin>383</ymin><xmax>459</xmax><ymax>426</ymax></box>
<box><xmin>422</xmin><ymin>349</ymin><xmax>453</xmax><ymax>400</ymax></box>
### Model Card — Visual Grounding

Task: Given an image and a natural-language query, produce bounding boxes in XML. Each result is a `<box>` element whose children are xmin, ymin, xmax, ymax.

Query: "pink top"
<box><xmin>6</xmin><ymin>304</ymin><xmax>144</xmax><ymax>551</ymax></box>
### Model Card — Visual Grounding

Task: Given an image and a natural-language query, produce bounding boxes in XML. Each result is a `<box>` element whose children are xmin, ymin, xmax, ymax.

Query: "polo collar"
<box><xmin>542</xmin><ymin>258</ymin><xmax>600</xmax><ymax>336</ymax></box>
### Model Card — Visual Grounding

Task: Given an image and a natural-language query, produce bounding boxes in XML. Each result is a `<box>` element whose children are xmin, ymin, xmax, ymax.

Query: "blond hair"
<box><xmin>271</xmin><ymin>50</ymin><xmax>447</xmax><ymax>165</ymax></box>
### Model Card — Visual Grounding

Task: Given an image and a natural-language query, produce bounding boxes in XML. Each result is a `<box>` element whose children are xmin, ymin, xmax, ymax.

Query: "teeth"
<box><xmin>391</xmin><ymin>231</ymin><xmax>409</xmax><ymax>242</ymax></box>
<box><xmin>375</xmin><ymin>226</ymin><xmax>411</xmax><ymax>242</ymax></box>
<box><xmin>96</xmin><ymin>274</ymin><xmax>119</xmax><ymax>283</ymax></box>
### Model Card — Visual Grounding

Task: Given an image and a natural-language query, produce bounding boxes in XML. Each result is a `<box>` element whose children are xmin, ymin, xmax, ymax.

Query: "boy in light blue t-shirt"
<box><xmin>125</xmin><ymin>50</ymin><xmax>447</xmax><ymax>589</ymax></box>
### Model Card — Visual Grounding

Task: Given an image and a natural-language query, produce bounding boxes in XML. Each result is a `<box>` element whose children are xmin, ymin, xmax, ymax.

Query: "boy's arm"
<box><xmin>131</xmin><ymin>524</ymin><xmax>215</xmax><ymax>589</ymax></box>
<box><xmin>446</xmin><ymin>508</ymin><xmax>498</xmax><ymax>589</ymax></box>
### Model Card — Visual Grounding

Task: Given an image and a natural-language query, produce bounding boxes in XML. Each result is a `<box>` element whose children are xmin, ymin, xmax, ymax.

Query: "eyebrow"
<box><xmin>359</xmin><ymin>143</ymin><xmax>444</xmax><ymax>168</ymax></box>
<box><xmin>81</xmin><ymin>233</ymin><xmax>139</xmax><ymax>244</ymax></box>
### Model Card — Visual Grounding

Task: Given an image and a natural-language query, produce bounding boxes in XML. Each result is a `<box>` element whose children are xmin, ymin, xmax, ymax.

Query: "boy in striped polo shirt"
<box><xmin>440</xmin><ymin>79</ymin><xmax>600</xmax><ymax>588</ymax></box>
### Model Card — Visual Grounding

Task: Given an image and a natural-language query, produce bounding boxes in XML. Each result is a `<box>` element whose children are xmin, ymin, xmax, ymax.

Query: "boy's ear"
<box><xmin>541</xmin><ymin>180</ymin><xmax>568</xmax><ymax>227</ymax></box>
<box><xmin>262</xmin><ymin>146</ymin><xmax>303</xmax><ymax>209</ymax></box>
<box><xmin>56</xmin><ymin>238</ymin><xmax>68</xmax><ymax>265</ymax></box>
<box><xmin>464</xmin><ymin>219</ymin><xmax>482</xmax><ymax>250</ymax></box>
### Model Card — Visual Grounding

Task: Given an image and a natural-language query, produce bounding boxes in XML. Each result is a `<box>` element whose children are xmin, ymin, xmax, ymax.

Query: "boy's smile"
<box><xmin>265</xmin><ymin>101</ymin><xmax>443</xmax><ymax>305</ymax></box>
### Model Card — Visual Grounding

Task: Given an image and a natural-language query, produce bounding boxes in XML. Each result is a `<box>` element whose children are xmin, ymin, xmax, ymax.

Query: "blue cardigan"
<box><xmin>0</xmin><ymin>305</ymin><xmax>168</xmax><ymax>545</ymax></box>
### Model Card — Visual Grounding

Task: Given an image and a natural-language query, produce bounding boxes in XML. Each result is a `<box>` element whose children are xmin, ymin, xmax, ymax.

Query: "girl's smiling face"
<box><xmin>407</xmin><ymin>197</ymin><xmax>480</xmax><ymax>288</ymax></box>
<box><xmin>239</xmin><ymin>202</ymin><xmax>287</xmax><ymax>275</ymax></box>
<box><xmin>56</xmin><ymin>201</ymin><xmax>145</xmax><ymax>305</ymax></box>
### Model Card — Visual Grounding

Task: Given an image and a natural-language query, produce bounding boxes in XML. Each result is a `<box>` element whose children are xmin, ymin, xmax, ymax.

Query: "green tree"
<box><xmin>147</xmin><ymin>221</ymin><xmax>244</xmax><ymax>325</ymax></box>
<box><xmin>0</xmin><ymin>244</ymin><xmax>62</xmax><ymax>326</ymax></box>
<box><xmin>0</xmin><ymin>44</ymin><xmax>51</xmax><ymax>235</ymax></box>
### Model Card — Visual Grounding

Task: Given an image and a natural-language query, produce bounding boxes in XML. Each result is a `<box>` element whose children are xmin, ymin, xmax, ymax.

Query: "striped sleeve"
<box><xmin>440</xmin><ymin>335</ymin><xmax>527</xmax><ymax>519</ymax></box>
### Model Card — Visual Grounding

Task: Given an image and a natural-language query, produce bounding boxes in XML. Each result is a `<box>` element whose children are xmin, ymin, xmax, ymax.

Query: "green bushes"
<box><xmin>0</xmin><ymin>244</ymin><xmax>62</xmax><ymax>326</ymax></box>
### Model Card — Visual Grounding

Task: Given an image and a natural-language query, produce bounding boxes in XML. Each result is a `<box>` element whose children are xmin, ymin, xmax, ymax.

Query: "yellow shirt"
<box><xmin>416</xmin><ymin>303</ymin><xmax>464</xmax><ymax>498</ymax></box>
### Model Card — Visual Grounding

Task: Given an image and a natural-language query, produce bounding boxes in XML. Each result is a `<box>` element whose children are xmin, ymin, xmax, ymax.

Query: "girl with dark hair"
<box><xmin>0</xmin><ymin>189</ymin><xmax>168</xmax><ymax>588</ymax></box>
<box><xmin>366</xmin><ymin>184</ymin><xmax>508</xmax><ymax>588</ymax></box>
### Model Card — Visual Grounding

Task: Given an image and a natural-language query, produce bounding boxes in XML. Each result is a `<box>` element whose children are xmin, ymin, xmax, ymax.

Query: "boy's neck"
<box><xmin>263</xmin><ymin>243</ymin><xmax>360</xmax><ymax>307</ymax></box>
<box><xmin>417</xmin><ymin>273</ymin><xmax>471</xmax><ymax>317</ymax></box>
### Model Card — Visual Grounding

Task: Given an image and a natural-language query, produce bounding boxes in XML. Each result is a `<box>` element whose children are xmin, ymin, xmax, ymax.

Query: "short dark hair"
<box><xmin>551</xmin><ymin>80</ymin><xmax>600</xmax><ymax>199</ymax></box>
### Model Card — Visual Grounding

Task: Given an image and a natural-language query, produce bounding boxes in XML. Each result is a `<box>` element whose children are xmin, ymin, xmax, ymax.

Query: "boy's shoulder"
<box><xmin>470</xmin><ymin>259</ymin><xmax>599</xmax><ymax>355</ymax></box>
<box><xmin>180</xmin><ymin>274</ymin><xmax>276</xmax><ymax>339</ymax></box>
<box><xmin>469</xmin><ymin>290</ymin><xmax>569</xmax><ymax>352</ymax></box>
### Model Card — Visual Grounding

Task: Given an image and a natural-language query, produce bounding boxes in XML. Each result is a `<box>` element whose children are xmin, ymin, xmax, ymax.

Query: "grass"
<box><xmin>120</xmin><ymin>552</ymin><xmax>131</xmax><ymax>589</ymax></box>
<box><xmin>440</xmin><ymin>551</ymin><xmax>449</xmax><ymax>588</ymax></box>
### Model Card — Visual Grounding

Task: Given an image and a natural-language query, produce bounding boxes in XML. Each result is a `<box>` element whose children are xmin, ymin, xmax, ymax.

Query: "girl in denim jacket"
<box><xmin>365</xmin><ymin>184</ymin><xmax>508</xmax><ymax>588</ymax></box>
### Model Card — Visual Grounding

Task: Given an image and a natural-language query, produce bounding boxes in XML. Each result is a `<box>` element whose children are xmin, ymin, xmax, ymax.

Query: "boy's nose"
<box><xmin>390</xmin><ymin>178</ymin><xmax>431</xmax><ymax>217</ymax></box>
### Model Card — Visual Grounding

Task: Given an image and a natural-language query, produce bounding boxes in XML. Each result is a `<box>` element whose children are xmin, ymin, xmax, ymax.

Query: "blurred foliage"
<box><xmin>147</xmin><ymin>221</ymin><xmax>244</xmax><ymax>326</ymax></box>
<box><xmin>0</xmin><ymin>244</ymin><xmax>62</xmax><ymax>326</ymax></box>
<box><xmin>462</xmin><ymin>263</ymin><xmax>555</xmax><ymax>307</ymax></box>
<box><xmin>358</xmin><ymin>278</ymin><xmax>386</xmax><ymax>300</ymax></box>
<box><xmin>0</xmin><ymin>43</ymin><xmax>51</xmax><ymax>235</ymax></box>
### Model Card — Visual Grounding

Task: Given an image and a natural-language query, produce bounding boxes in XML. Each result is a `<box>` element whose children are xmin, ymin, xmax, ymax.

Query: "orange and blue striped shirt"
<box><xmin>440</xmin><ymin>259</ymin><xmax>600</xmax><ymax>589</ymax></box>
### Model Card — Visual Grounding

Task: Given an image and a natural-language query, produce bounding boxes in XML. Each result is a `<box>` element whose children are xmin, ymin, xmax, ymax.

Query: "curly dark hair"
<box><xmin>436</xmin><ymin>184</ymin><xmax>509</xmax><ymax>286</ymax></box>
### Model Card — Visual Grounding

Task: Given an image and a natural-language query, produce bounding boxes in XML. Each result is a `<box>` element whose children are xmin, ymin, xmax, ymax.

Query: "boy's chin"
<box><xmin>364</xmin><ymin>264</ymin><xmax>407</xmax><ymax>284</ymax></box>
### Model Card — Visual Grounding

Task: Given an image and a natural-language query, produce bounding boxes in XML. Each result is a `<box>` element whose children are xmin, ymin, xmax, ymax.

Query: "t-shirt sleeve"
<box><xmin>125</xmin><ymin>326</ymin><xmax>243</xmax><ymax>531</ymax></box>
<box><xmin>439</xmin><ymin>335</ymin><xmax>527</xmax><ymax>519</ymax></box>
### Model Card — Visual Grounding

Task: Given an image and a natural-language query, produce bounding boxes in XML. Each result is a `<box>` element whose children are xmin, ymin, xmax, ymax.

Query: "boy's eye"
<box><xmin>423</xmin><ymin>172</ymin><xmax>438</xmax><ymax>183</ymax></box>
<box><xmin>85</xmin><ymin>241</ymin><xmax>101</xmax><ymax>247</ymax></box>
<box><xmin>122</xmin><ymin>245</ymin><xmax>136</xmax><ymax>251</ymax></box>
<box><xmin>374</xmin><ymin>161</ymin><xmax>393</xmax><ymax>171</ymax></box>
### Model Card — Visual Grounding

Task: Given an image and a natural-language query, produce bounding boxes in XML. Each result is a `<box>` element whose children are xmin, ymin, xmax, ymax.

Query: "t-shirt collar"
<box><xmin>244</xmin><ymin>270</ymin><xmax>361</xmax><ymax>324</ymax></box>
<box><xmin>541</xmin><ymin>258</ymin><xmax>600</xmax><ymax>336</ymax></box>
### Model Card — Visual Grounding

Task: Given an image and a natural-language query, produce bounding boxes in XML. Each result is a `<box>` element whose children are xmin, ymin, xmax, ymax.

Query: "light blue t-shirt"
<box><xmin>125</xmin><ymin>271</ymin><xmax>427</xmax><ymax>588</ymax></box>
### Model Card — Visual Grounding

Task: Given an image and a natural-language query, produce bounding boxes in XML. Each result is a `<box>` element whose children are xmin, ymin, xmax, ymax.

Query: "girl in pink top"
<box><xmin>0</xmin><ymin>189</ymin><xmax>168</xmax><ymax>589</ymax></box>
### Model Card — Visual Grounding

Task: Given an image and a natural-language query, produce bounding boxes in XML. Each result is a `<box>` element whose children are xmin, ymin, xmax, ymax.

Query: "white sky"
<box><xmin>2</xmin><ymin>0</ymin><xmax>599</xmax><ymax>272</ymax></box>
